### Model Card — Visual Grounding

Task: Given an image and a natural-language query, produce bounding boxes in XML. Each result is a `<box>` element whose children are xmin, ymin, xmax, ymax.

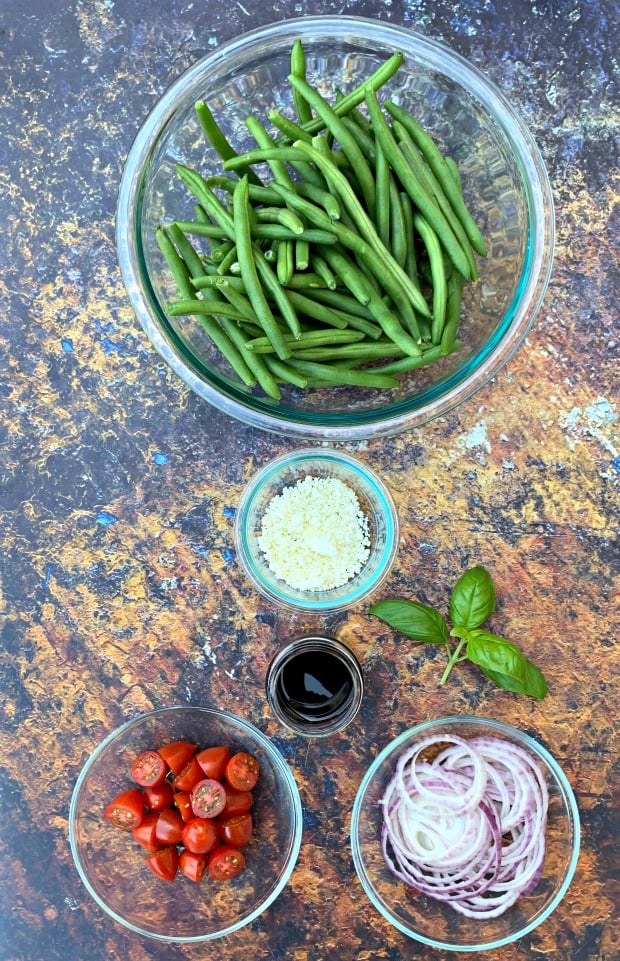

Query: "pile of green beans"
<box><xmin>157</xmin><ymin>40</ymin><xmax>487</xmax><ymax>399</ymax></box>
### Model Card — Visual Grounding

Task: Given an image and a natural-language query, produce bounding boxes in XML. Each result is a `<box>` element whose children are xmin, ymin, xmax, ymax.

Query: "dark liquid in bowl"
<box><xmin>276</xmin><ymin>650</ymin><xmax>355</xmax><ymax>724</ymax></box>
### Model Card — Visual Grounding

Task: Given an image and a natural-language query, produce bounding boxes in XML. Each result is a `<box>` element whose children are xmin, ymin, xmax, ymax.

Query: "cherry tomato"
<box><xmin>225</xmin><ymin>752</ymin><xmax>260</xmax><ymax>791</ymax></box>
<box><xmin>130</xmin><ymin>750</ymin><xmax>166</xmax><ymax>787</ymax></box>
<box><xmin>146</xmin><ymin>845</ymin><xmax>179</xmax><ymax>882</ymax></box>
<box><xmin>208</xmin><ymin>845</ymin><xmax>245</xmax><ymax>881</ymax></box>
<box><xmin>182</xmin><ymin>816</ymin><xmax>219</xmax><ymax>855</ymax></box>
<box><xmin>221</xmin><ymin>784</ymin><xmax>254</xmax><ymax>816</ymax></box>
<box><xmin>143</xmin><ymin>781</ymin><xmax>174</xmax><ymax>812</ymax></box>
<box><xmin>179</xmin><ymin>849</ymin><xmax>207</xmax><ymax>883</ymax></box>
<box><xmin>154</xmin><ymin>806</ymin><xmax>185</xmax><ymax>846</ymax></box>
<box><xmin>191</xmin><ymin>778</ymin><xmax>226</xmax><ymax>819</ymax></box>
<box><xmin>196</xmin><ymin>745</ymin><xmax>231</xmax><ymax>781</ymax></box>
<box><xmin>217</xmin><ymin>812</ymin><xmax>253</xmax><ymax>848</ymax></box>
<box><xmin>173</xmin><ymin>791</ymin><xmax>194</xmax><ymax>822</ymax></box>
<box><xmin>104</xmin><ymin>788</ymin><xmax>144</xmax><ymax>830</ymax></box>
<box><xmin>171</xmin><ymin>755</ymin><xmax>204</xmax><ymax>793</ymax></box>
<box><xmin>132</xmin><ymin>811</ymin><xmax>161</xmax><ymax>850</ymax></box>
<box><xmin>157</xmin><ymin>740</ymin><xmax>197</xmax><ymax>776</ymax></box>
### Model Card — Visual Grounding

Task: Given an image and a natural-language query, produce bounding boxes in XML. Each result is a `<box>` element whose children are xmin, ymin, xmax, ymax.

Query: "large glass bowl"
<box><xmin>69</xmin><ymin>706</ymin><xmax>303</xmax><ymax>941</ymax></box>
<box><xmin>350</xmin><ymin>716</ymin><xmax>580</xmax><ymax>952</ymax></box>
<box><xmin>117</xmin><ymin>16</ymin><xmax>554</xmax><ymax>440</ymax></box>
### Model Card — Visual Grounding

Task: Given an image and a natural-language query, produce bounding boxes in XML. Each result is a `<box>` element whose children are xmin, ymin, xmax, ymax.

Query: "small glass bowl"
<box><xmin>350</xmin><ymin>716</ymin><xmax>580</xmax><ymax>952</ymax></box>
<box><xmin>234</xmin><ymin>448</ymin><xmax>399</xmax><ymax>613</ymax></box>
<box><xmin>69</xmin><ymin>706</ymin><xmax>303</xmax><ymax>942</ymax></box>
<box><xmin>116</xmin><ymin>16</ymin><xmax>554</xmax><ymax>440</ymax></box>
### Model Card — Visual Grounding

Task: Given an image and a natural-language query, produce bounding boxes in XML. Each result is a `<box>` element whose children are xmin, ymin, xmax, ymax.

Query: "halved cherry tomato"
<box><xmin>104</xmin><ymin>788</ymin><xmax>144</xmax><ymax>830</ymax></box>
<box><xmin>191</xmin><ymin>778</ymin><xmax>226</xmax><ymax>819</ymax></box>
<box><xmin>143</xmin><ymin>781</ymin><xmax>174</xmax><ymax>812</ymax></box>
<box><xmin>179</xmin><ymin>849</ymin><xmax>207</xmax><ymax>883</ymax></box>
<box><xmin>196</xmin><ymin>745</ymin><xmax>230</xmax><ymax>781</ymax></box>
<box><xmin>157</xmin><ymin>740</ymin><xmax>197</xmax><ymax>775</ymax></box>
<box><xmin>217</xmin><ymin>812</ymin><xmax>253</xmax><ymax>848</ymax></box>
<box><xmin>225</xmin><ymin>752</ymin><xmax>260</xmax><ymax>791</ymax></box>
<box><xmin>182</xmin><ymin>816</ymin><xmax>219</xmax><ymax>855</ymax></box>
<box><xmin>130</xmin><ymin>750</ymin><xmax>166</xmax><ymax>788</ymax></box>
<box><xmin>221</xmin><ymin>784</ymin><xmax>254</xmax><ymax>816</ymax></box>
<box><xmin>154</xmin><ymin>806</ymin><xmax>184</xmax><ymax>845</ymax></box>
<box><xmin>146</xmin><ymin>845</ymin><xmax>178</xmax><ymax>882</ymax></box>
<box><xmin>208</xmin><ymin>845</ymin><xmax>245</xmax><ymax>881</ymax></box>
<box><xmin>132</xmin><ymin>811</ymin><xmax>161</xmax><ymax>850</ymax></box>
<box><xmin>173</xmin><ymin>791</ymin><xmax>194</xmax><ymax>822</ymax></box>
<box><xmin>171</xmin><ymin>755</ymin><xmax>204</xmax><ymax>793</ymax></box>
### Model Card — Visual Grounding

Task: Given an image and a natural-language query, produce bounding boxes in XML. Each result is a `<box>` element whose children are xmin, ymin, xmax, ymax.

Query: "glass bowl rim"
<box><xmin>116</xmin><ymin>15</ymin><xmax>555</xmax><ymax>441</ymax></box>
<box><xmin>350</xmin><ymin>714</ymin><xmax>580</xmax><ymax>951</ymax></box>
<box><xmin>233</xmin><ymin>446</ymin><xmax>400</xmax><ymax>612</ymax></box>
<box><xmin>69</xmin><ymin>705</ymin><xmax>304</xmax><ymax>942</ymax></box>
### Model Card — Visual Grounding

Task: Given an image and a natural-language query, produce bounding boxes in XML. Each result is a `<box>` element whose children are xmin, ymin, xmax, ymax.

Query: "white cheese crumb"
<box><xmin>257</xmin><ymin>475</ymin><xmax>371</xmax><ymax>591</ymax></box>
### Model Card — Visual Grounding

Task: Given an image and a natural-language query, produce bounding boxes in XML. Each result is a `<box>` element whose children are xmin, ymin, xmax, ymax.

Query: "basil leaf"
<box><xmin>369</xmin><ymin>599</ymin><xmax>449</xmax><ymax>644</ymax></box>
<box><xmin>467</xmin><ymin>629</ymin><xmax>527</xmax><ymax>681</ymax></box>
<box><xmin>449</xmin><ymin>565</ymin><xmax>495</xmax><ymax>629</ymax></box>
<box><xmin>481</xmin><ymin>661</ymin><xmax>548</xmax><ymax>700</ymax></box>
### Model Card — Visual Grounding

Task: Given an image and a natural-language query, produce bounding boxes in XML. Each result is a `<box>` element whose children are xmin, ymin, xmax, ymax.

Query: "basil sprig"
<box><xmin>369</xmin><ymin>566</ymin><xmax>548</xmax><ymax>700</ymax></box>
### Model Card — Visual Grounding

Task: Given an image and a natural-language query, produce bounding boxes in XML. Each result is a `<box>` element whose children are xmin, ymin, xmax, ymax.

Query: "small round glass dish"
<box><xmin>234</xmin><ymin>448</ymin><xmax>399</xmax><ymax>613</ymax></box>
<box><xmin>116</xmin><ymin>16</ymin><xmax>554</xmax><ymax>440</ymax></box>
<box><xmin>69</xmin><ymin>706</ymin><xmax>303</xmax><ymax>942</ymax></box>
<box><xmin>350</xmin><ymin>716</ymin><xmax>580</xmax><ymax>952</ymax></box>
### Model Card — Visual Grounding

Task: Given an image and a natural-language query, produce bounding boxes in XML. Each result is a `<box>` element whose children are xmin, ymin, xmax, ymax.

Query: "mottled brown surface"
<box><xmin>0</xmin><ymin>1</ymin><xmax>618</xmax><ymax>960</ymax></box>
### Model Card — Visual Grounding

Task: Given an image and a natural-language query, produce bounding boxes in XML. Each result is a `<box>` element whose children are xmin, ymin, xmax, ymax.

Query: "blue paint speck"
<box><xmin>611</xmin><ymin>456</ymin><xmax>620</xmax><ymax>475</ymax></box>
<box><xmin>223</xmin><ymin>505</ymin><xmax>237</xmax><ymax>518</ymax></box>
<box><xmin>153</xmin><ymin>452</ymin><xmax>169</xmax><ymax>465</ymax></box>
<box><xmin>61</xmin><ymin>338</ymin><xmax>73</xmax><ymax>352</ymax></box>
<box><xmin>220</xmin><ymin>548</ymin><xmax>235</xmax><ymax>563</ymax></box>
<box><xmin>96</xmin><ymin>510</ymin><xmax>118</xmax><ymax>526</ymax></box>
<box><xmin>302</xmin><ymin>809</ymin><xmax>320</xmax><ymax>829</ymax></box>
<box><xmin>189</xmin><ymin>541</ymin><xmax>208</xmax><ymax>557</ymax></box>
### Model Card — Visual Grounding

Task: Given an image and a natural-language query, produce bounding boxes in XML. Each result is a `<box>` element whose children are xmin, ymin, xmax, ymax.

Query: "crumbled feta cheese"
<box><xmin>257</xmin><ymin>475</ymin><xmax>371</xmax><ymax>591</ymax></box>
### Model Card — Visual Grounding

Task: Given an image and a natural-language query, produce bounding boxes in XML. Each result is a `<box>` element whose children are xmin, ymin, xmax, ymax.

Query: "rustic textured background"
<box><xmin>0</xmin><ymin>1</ymin><xmax>618</xmax><ymax>960</ymax></box>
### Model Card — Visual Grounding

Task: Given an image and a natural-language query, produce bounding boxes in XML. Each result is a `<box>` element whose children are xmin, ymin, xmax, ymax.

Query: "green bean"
<box><xmin>277</xmin><ymin>239</ymin><xmax>294</xmax><ymax>286</ymax></box>
<box><xmin>232</xmin><ymin>176</ymin><xmax>292</xmax><ymax>359</ymax></box>
<box><xmin>156</xmin><ymin>226</ymin><xmax>195</xmax><ymax>300</ymax></box>
<box><xmin>287</xmin><ymin>74</ymin><xmax>376</xmax><ymax>218</ymax></box>
<box><xmin>295</xmin><ymin>238</ymin><xmax>310</xmax><ymax>271</ymax></box>
<box><xmin>268</xmin><ymin>108</ymin><xmax>313</xmax><ymax>144</ymax></box>
<box><xmin>299</xmin><ymin>51</ymin><xmax>404</xmax><ymax>137</ymax></box>
<box><xmin>370</xmin><ymin>343</ymin><xmax>448</xmax><ymax>374</ymax></box>
<box><xmin>388</xmin><ymin>178</ymin><xmax>407</xmax><ymax>269</ymax></box>
<box><xmin>175</xmin><ymin>220</ymin><xmax>337</xmax><ymax>245</ymax></box>
<box><xmin>262</xmin><ymin>355</ymin><xmax>308</xmax><ymax>388</ymax></box>
<box><xmin>245</xmin><ymin>116</ymin><xmax>295</xmax><ymax>189</ymax></box>
<box><xmin>440</xmin><ymin>271</ymin><xmax>465</xmax><ymax>355</ymax></box>
<box><xmin>167</xmin><ymin>222</ymin><xmax>206</xmax><ymax>279</ymax></box>
<box><xmin>253</xmin><ymin>246</ymin><xmax>302</xmax><ymax>340</ymax></box>
<box><xmin>279</xmin><ymin>290</ymin><xmax>350</xmax><ymax>330</ymax></box>
<box><xmin>395</xmin><ymin>125</ymin><xmax>477</xmax><ymax>281</ymax></box>
<box><xmin>210</xmin><ymin>240</ymin><xmax>234</xmax><ymax>263</ymax></box>
<box><xmin>176</xmin><ymin>164</ymin><xmax>235</xmax><ymax>238</ymax></box>
<box><xmin>319</xmin><ymin>245</ymin><xmax>370</xmax><ymax>305</ymax></box>
<box><xmin>205</xmin><ymin>174</ymin><xmax>282</xmax><ymax>205</ymax></box>
<box><xmin>216</xmin><ymin>316</ymin><xmax>282</xmax><ymax>398</ymax></box>
<box><xmin>255</xmin><ymin>206</ymin><xmax>305</xmax><ymax>234</ymax></box>
<box><xmin>385</xmin><ymin>99</ymin><xmax>487</xmax><ymax>256</ymax></box>
<box><xmin>166</xmin><ymin>299</ymin><xmax>258</xmax><ymax>386</ymax></box>
<box><xmin>195</xmin><ymin>100</ymin><xmax>263</xmax><ymax>187</ymax></box>
<box><xmin>286</xmin><ymin>357</ymin><xmax>399</xmax><ymax>389</ymax></box>
<box><xmin>246</xmin><ymin>328</ymin><xmax>365</xmax><ymax>353</ymax></box>
<box><xmin>302</xmin><ymin>287</ymin><xmax>377</xmax><ymax>321</ymax></box>
<box><xmin>364</xmin><ymin>88</ymin><xmax>471</xmax><ymax>280</ymax></box>
<box><xmin>194</xmin><ymin>204</ymin><xmax>211</xmax><ymax>224</ymax></box>
<box><xmin>444</xmin><ymin>155</ymin><xmax>462</xmax><ymax>190</ymax></box>
<box><xmin>309</xmin><ymin>253</ymin><xmax>338</xmax><ymax>289</ymax></box>
<box><xmin>375</xmin><ymin>141</ymin><xmax>390</xmax><ymax>247</ymax></box>
<box><xmin>286</xmin><ymin>340</ymin><xmax>405</xmax><ymax>362</ymax></box>
<box><xmin>284</xmin><ymin>272</ymin><xmax>327</xmax><ymax>290</ymax></box>
<box><xmin>413</xmin><ymin>213</ymin><xmax>447</xmax><ymax>344</ymax></box>
<box><xmin>290</xmin><ymin>38</ymin><xmax>314</xmax><ymax>126</ymax></box>
<box><xmin>293</xmin><ymin>180</ymin><xmax>341</xmax><ymax>221</ymax></box>
<box><xmin>216</xmin><ymin>243</ymin><xmax>239</xmax><ymax>276</ymax></box>
<box><xmin>399</xmin><ymin>190</ymin><xmax>420</xmax><ymax>288</ymax></box>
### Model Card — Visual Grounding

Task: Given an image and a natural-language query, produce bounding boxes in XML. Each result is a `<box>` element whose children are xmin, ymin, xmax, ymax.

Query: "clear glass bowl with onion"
<box><xmin>350</xmin><ymin>716</ymin><xmax>580</xmax><ymax>951</ymax></box>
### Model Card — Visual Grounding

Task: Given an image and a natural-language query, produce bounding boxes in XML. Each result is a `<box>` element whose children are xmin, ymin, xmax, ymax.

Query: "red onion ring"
<box><xmin>381</xmin><ymin>733</ymin><xmax>549</xmax><ymax>918</ymax></box>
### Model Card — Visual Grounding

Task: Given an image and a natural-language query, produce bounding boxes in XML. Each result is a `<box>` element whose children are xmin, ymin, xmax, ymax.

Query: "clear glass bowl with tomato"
<box><xmin>70</xmin><ymin>706</ymin><xmax>303</xmax><ymax>941</ymax></box>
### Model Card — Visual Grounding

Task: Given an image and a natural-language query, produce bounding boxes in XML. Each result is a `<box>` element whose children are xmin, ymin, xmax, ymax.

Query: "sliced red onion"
<box><xmin>381</xmin><ymin>732</ymin><xmax>549</xmax><ymax>919</ymax></box>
